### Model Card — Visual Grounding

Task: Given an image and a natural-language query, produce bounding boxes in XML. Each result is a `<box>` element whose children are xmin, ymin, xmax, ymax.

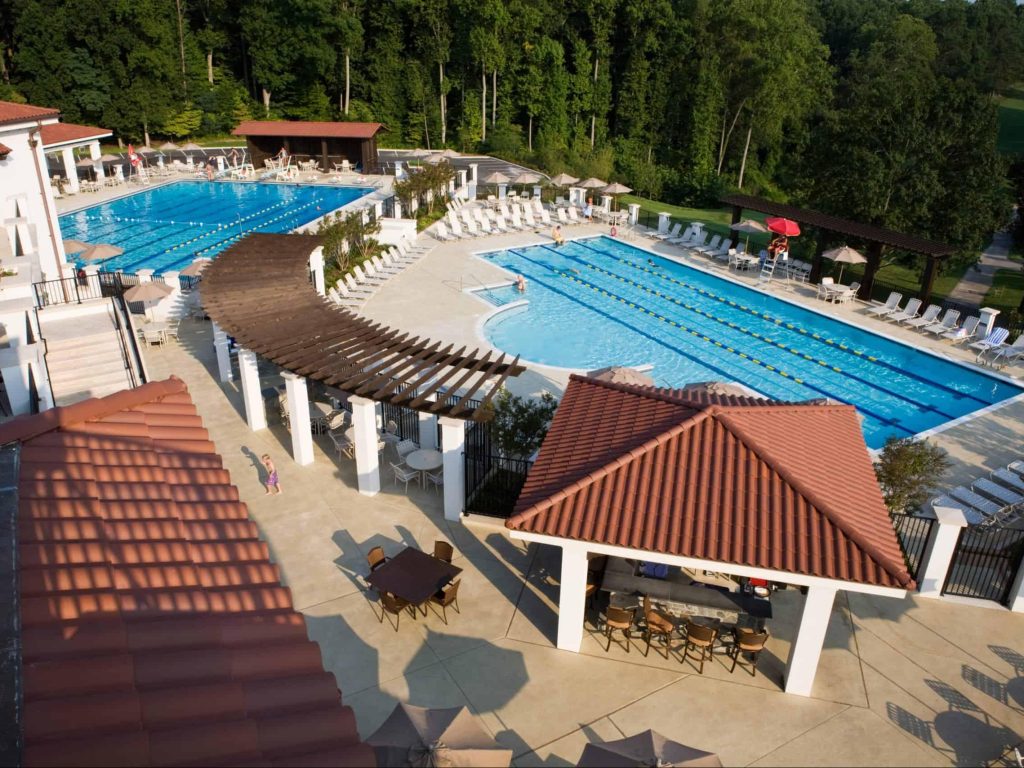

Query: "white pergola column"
<box><xmin>417</xmin><ymin>411</ymin><xmax>438</xmax><ymax>450</ymax></box>
<box><xmin>439</xmin><ymin>416</ymin><xmax>465</xmax><ymax>522</ymax></box>
<box><xmin>211</xmin><ymin>322</ymin><xmax>233</xmax><ymax>383</ymax></box>
<box><xmin>237</xmin><ymin>348</ymin><xmax>267</xmax><ymax>431</ymax></box>
<box><xmin>350</xmin><ymin>395</ymin><xmax>381</xmax><ymax>496</ymax></box>
<box><xmin>978</xmin><ymin>307</ymin><xmax>1001</xmax><ymax>339</ymax></box>
<box><xmin>784</xmin><ymin>585</ymin><xmax>837</xmax><ymax>697</ymax></box>
<box><xmin>556</xmin><ymin>542</ymin><xmax>590</xmax><ymax>652</ymax></box>
<box><xmin>283</xmin><ymin>372</ymin><xmax>314</xmax><ymax>466</ymax></box>
<box><xmin>60</xmin><ymin>147</ymin><xmax>80</xmax><ymax>194</ymax></box>
<box><xmin>657</xmin><ymin>211</ymin><xmax>671</xmax><ymax>233</ymax></box>
<box><xmin>89</xmin><ymin>141</ymin><xmax>105</xmax><ymax>180</ymax></box>
<box><xmin>308</xmin><ymin>246</ymin><xmax>326</xmax><ymax>296</ymax></box>
<box><xmin>917</xmin><ymin>505</ymin><xmax>968</xmax><ymax>599</ymax></box>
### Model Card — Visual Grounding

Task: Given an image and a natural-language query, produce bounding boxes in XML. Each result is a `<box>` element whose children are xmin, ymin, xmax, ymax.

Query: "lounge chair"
<box><xmin>973</xmin><ymin>478</ymin><xmax>1023</xmax><ymax>507</ymax></box>
<box><xmin>949</xmin><ymin>486</ymin><xmax>1003</xmax><ymax>517</ymax></box>
<box><xmin>942</xmin><ymin>315</ymin><xmax>980</xmax><ymax>344</ymax></box>
<box><xmin>522</xmin><ymin>206</ymin><xmax>540</xmax><ymax>229</ymax></box>
<box><xmin>667</xmin><ymin>225</ymin><xmax>695</xmax><ymax>245</ymax></box>
<box><xmin>922</xmin><ymin>308</ymin><xmax>960</xmax><ymax>335</ymax></box>
<box><xmin>987</xmin><ymin>335</ymin><xmax>1024</xmax><ymax>368</ymax></box>
<box><xmin>709</xmin><ymin>241</ymin><xmax>733</xmax><ymax>261</ymax></box>
<box><xmin>694</xmin><ymin>234</ymin><xmax>723</xmax><ymax>255</ymax></box>
<box><xmin>652</xmin><ymin>223</ymin><xmax>682</xmax><ymax>241</ymax></box>
<box><xmin>344</xmin><ymin>273</ymin><xmax>376</xmax><ymax>296</ymax></box>
<box><xmin>371</xmin><ymin>255</ymin><xmax>402</xmax><ymax>275</ymax></box>
<box><xmin>904</xmin><ymin>304</ymin><xmax>942</xmax><ymax>329</ymax></box>
<box><xmin>992</xmin><ymin>467</ymin><xmax>1024</xmax><ymax>493</ymax></box>
<box><xmin>886</xmin><ymin>298</ymin><xmax>922</xmax><ymax>324</ymax></box>
<box><xmin>865</xmin><ymin>292</ymin><xmax>903</xmax><ymax>317</ymax></box>
<box><xmin>556</xmin><ymin>208</ymin><xmax>570</xmax><ymax>225</ymax></box>
<box><xmin>449</xmin><ymin>218</ymin><xmax>473</xmax><ymax>238</ymax></box>
<box><xmin>510</xmin><ymin>209</ymin><xmax>526</xmax><ymax>230</ymax></box>
<box><xmin>354</xmin><ymin>263</ymin><xmax>387</xmax><ymax>286</ymax></box>
<box><xmin>538</xmin><ymin>209</ymin><xmax>553</xmax><ymax>226</ymax></box>
<box><xmin>970</xmin><ymin>327</ymin><xmax>1010</xmax><ymax>358</ymax></box>
<box><xmin>684</xmin><ymin>232</ymin><xmax>710</xmax><ymax>252</ymax></box>
<box><xmin>932</xmin><ymin>494</ymin><xmax>986</xmax><ymax>525</ymax></box>
<box><xmin>433</xmin><ymin>221</ymin><xmax>455</xmax><ymax>241</ymax></box>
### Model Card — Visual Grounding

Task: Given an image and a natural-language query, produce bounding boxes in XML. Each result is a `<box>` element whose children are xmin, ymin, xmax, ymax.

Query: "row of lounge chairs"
<box><xmin>326</xmin><ymin>239</ymin><xmax>431</xmax><ymax>309</ymax></box>
<box><xmin>931</xmin><ymin>460</ymin><xmax>1024</xmax><ymax>527</ymax></box>
<box><xmin>865</xmin><ymin>292</ymin><xmax>1024</xmax><ymax>367</ymax></box>
<box><xmin>433</xmin><ymin>199</ymin><xmax>568</xmax><ymax>241</ymax></box>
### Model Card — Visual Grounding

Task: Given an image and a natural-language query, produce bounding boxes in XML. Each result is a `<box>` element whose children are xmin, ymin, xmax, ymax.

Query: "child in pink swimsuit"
<box><xmin>262</xmin><ymin>454</ymin><xmax>282</xmax><ymax>495</ymax></box>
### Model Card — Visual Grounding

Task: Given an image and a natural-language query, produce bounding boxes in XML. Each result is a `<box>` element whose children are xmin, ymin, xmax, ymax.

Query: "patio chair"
<box><xmin>371</xmin><ymin>255</ymin><xmax>402</xmax><ymax>275</ymax></box>
<box><xmin>425</xmin><ymin>470</ymin><xmax>443</xmax><ymax>493</ymax></box>
<box><xmin>832</xmin><ymin>282</ymin><xmax>860</xmax><ymax>304</ymax></box>
<box><xmin>434</xmin><ymin>221</ymin><xmax>455</xmax><ymax>241</ymax></box>
<box><xmin>727</xmin><ymin>628</ymin><xmax>770</xmax><ymax>677</ymax></box>
<box><xmin>391</xmin><ymin>462</ymin><xmax>419</xmax><ymax>493</ymax></box>
<box><xmin>816</xmin><ymin>277</ymin><xmax>837</xmax><ymax>301</ymax></box>
<box><xmin>682</xmin><ymin>620</ymin><xmax>718</xmax><ymax>674</ymax></box>
<box><xmin>942</xmin><ymin>315</ymin><xmax>980</xmax><ymax>344</ymax></box>
<box><xmin>379</xmin><ymin>591</ymin><xmax>411</xmax><ymax>631</ymax></box>
<box><xmin>640</xmin><ymin>595</ymin><xmax>675</xmax><ymax>659</ymax></box>
<box><xmin>354</xmin><ymin>263</ymin><xmax>388</xmax><ymax>286</ymax></box>
<box><xmin>904</xmin><ymin>304</ymin><xmax>942</xmax><ymax>329</ymax></box>
<box><xmin>667</xmin><ymin>225</ymin><xmax>695</xmax><ymax>245</ymax></box>
<box><xmin>694</xmin><ymin>234</ymin><xmax>722</xmax><ymax>256</ymax></box>
<box><xmin>367</xmin><ymin>546</ymin><xmax>388</xmax><ymax>573</ymax></box>
<box><xmin>651</xmin><ymin>222</ymin><xmax>681</xmax><ymax>241</ymax></box>
<box><xmin>922</xmin><ymin>309</ymin><xmax>959</xmax><ymax>335</ymax></box>
<box><xmin>865</xmin><ymin>292</ymin><xmax>903</xmax><ymax>317</ymax></box>
<box><xmin>969</xmin><ymin>327</ymin><xmax>1010</xmax><ymax>358</ymax></box>
<box><xmin>433</xmin><ymin>540</ymin><xmax>454</xmax><ymax>563</ymax></box>
<box><xmin>430</xmin><ymin>579</ymin><xmax>461</xmax><ymax>625</ymax></box>
<box><xmin>973</xmin><ymin>477</ymin><xmax>1023</xmax><ymax>508</ymax></box>
<box><xmin>886</xmin><ymin>298</ymin><xmax>923</xmax><ymax>324</ymax></box>
<box><xmin>538</xmin><ymin>209</ymin><xmax>553</xmax><ymax>226</ymax></box>
<box><xmin>382</xmin><ymin>419</ymin><xmax>401</xmax><ymax>445</ymax></box>
<box><xmin>602</xmin><ymin>605</ymin><xmax>635</xmax><ymax>653</ymax></box>
<box><xmin>328</xmin><ymin>428</ymin><xmax>354</xmax><ymax>460</ymax></box>
<box><xmin>142</xmin><ymin>329</ymin><xmax>165</xmax><ymax>347</ymax></box>
<box><xmin>396</xmin><ymin>438</ymin><xmax>419</xmax><ymax>459</ymax></box>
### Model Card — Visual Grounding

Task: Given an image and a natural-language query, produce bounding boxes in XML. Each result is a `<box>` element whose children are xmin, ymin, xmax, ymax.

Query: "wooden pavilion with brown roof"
<box><xmin>506</xmin><ymin>375</ymin><xmax>912</xmax><ymax>697</ymax></box>
<box><xmin>232</xmin><ymin>120</ymin><xmax>385</xmax><ymax>173</ymax></box>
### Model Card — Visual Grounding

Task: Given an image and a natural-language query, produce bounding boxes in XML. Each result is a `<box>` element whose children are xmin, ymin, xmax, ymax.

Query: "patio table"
<box><xmin>366</xmin><ymin>547</ymin><xmax>462</xmax><ymax>608</ymax></box>
<box><xmin>406</xmin><ymin>449</ymin><xmax>443</xmax><ymax>486</ymax></box>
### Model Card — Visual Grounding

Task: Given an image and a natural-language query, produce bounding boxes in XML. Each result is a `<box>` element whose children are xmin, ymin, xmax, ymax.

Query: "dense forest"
<box><xmin>1</xmin><ymin>0</ymin><xmax>1022</xmax><ymax>258</ymax></box>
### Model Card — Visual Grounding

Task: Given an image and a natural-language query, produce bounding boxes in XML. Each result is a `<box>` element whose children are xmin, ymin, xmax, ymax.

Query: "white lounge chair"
<box><xmin>942</xmin><ymin>315</ymin><xmax>980</xmax><ymax>343</ymax></box>
<box><xmin>987</xmin><ymin>334</ymin><xmax>1024</xmax><ymax>368</ymax></box>
<box><xmin>567</xmin><ymin>207</ymin><xmax>584</xmax><ymax>225</ymax></box>
<box><xmin>904</xmin><ymin>304</ymin><xmax>942</xmax><ymax>329</ymax></box>
<box><xmin>667</xmin><ymin>226</ymin><xmax>695</xmax><ymax>245</ymax></box>
<box><xmin>694</xmin><ymin>234</ymin><xmax>723</xmax><ymax>255</ymax></box>
<box><xmin>354</xmin><ymin>263</ymin><xmax>388</xmax><ymax>285</ymax></box>
<box><xmin>433</xmin><ymin>221</ymin><xmax>455</xmax><ymax>241</ymax></box>
<box><xmin>344</xmin><ymin>273</ymin><xmax>376</xmax><ymax>296</ymax></box>
<box><xmin>931</xmin><ymin>494</ymin><xmax>985</xmax><ymax>525</ymax></box>
<box><xmin>887</xmin><ymin>298</ymin><xmax>922</xmax><ymax>324</ymax></box>
<box><xmin>970</xmin><ymin>327</ymin><xmax>1010</xmax><ymax>358</ymax></box>
<box><xmin>865</xmin><ymin>292</ymin><xmax>903</xmax><ymax>317</ymax></box>
<box><xmin>922</xmin><ymin>308</ymin><xmax>959</xmax><ymax>335</ymax></box>
<box><xmin>974</xmin><ymin>477</ymin><xmax>1023</xmax><ymax>507</ymax></box>
<box><xmin>652</xmin><ymin>223</ymin><xmax>682</xmax><ymax>241</ymax></box>
<box><xmin>538</xmin><ymin>209</ymin><xmax>553</xmax><ymax>226</ymax></box>
<box><xmin>371</xmin><ymin>255</ymin><xmax>402</xmax><ymax>275</ymax></box>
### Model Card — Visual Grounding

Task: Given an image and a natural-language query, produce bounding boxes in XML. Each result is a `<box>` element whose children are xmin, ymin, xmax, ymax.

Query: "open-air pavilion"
<box><xmin>721</xmin><ymin>193</ymin><xmax>956</xmax><ymax>304</ymax></box>
<box><xmin>505</xmin><ymin>375</ymin><xmax>913</xmax><ymax>697</ymax></box>
<box><xmin>232</xmin><ymin>120</ymin><xmax>384</xmax><ymax>173</ymax></box>
<box><xmin>200</xmin><ymin>233</ymin><xmax>524</xmax><ymax>522</ymax></box>
<box><xmin>41</xmin><ymin>121</ymin><xmax>112</xmax><ymax>194</ymax></box>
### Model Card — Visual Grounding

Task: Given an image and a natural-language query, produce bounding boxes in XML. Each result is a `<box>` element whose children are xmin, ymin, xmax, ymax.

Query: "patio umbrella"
<box><xmin>729</xmin><ymin>218</ymin><xmax>768</xmax><ymax>251</ymax></box>
<box><xmin>423</xmin><ymin>153</ymin><xmax>444</xmax><ymax>165</ymax></box>
<box><xmin>578</xmin><ymin>177</ymin><xmax>607</xmax><ymax>190</ymax></box>
<box><xmin>62</xmin><ymin>239</ymin><xmax>91</xmax><ymax>254</ymax></box>
<box><xmin>439</xmin><ymin>148</ymin><xmax>460</xmax><ymax>159</ymax></box>
<box><xmin>579</xmin><ymin>730</ymin><xmax>722</xmax><ymax>767</ymax></box>
<box><xmin>124</xmin><ymin>280</ymin><xmax>174</xmax><ymax>322</ymax></box>
<box><xmin>589</xmin><ymin>365</ymin><xmax>655</xmax><ymax>387</ymax></box>
<box><xmin>603</xmin><ymin>182</ymin><xmax>632</xmax><ymax>211</ymax></box>
<box><xmin>820</xmin><ymin>244</ymin><xmax>867</xmax><ymax>284</ymax></box>
<box><xmin>75</xmin><ymin>157</ymin><xmax>97</xmax><ymax>180</ymax></box>
<box><xmin>764</xmin><ymin>217</ymin><xmax>801</xmax><ymax>237</ymax></box>
<box><xmin>181</xmin><ymin>142</ymin><xmax>205</xmax><ymax>157</ymax></box>
<box><xmin>98</xmin><ymin>154</ymin><xmax>120</xmax><ymax>162</ymax></box>
<box><xmin>159</xmin><ymin>141</ymin><xmax>180</xmax><ymax>151</ymax></box>
<box><xmin>549</xmin><ymin>172</ymin><xmax>579</xmax><ymax>187</ymax></box>
<box><xmin>481</xmin><ymin>171</ymin><xmax>511</xmax><ymax>196</ymax></box>
<box><xmin>366</xmin><ymin>703</ymin><xmax>513</xmax><ymax>768</ymax></box>
<box><xmin>137</xmin><ymin>146</ymin><xmax>157</xmax><ymax>154</ymax></box>
<box><xmin>180</xmin><ymin>257</ymin><xmax>212</xmax><ymax>277</ymax></box>
<box><xmin>80</xmin><ymin>244</ymin><xmax>124</xmax><ymax>262</ymax></box>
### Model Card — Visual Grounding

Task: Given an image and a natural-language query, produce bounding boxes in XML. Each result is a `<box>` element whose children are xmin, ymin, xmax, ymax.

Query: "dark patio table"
<box><xmin>366</xmin><ymin>547</ymin><xmax>462</xmax><ymax>607</ymax></box>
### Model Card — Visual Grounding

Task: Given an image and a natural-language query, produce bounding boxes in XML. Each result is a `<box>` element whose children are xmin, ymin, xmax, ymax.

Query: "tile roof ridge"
<box><xmin>506</xmin><ymin>409</ymin><xmax>714</xmax><ymax>530</ymax></box>
<box><xmin>713</xmin><ymin>408</ymin><xmax>912</xmax><ymax>588</ymax></box>
<box><xmin>0</xmin><ymin>377</ymin><xmax>188</xmax><ymax>446</ymax></box>
<box><xmin>568</xmin><ymin>373</ymin><xmax>710</xmax><ymax>411</ymax></box>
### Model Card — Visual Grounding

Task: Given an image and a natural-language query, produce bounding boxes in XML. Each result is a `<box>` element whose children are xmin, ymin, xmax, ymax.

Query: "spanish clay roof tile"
<box><xmin>507</xmin><ymin>375</ymin><xmax>912</xmax><ymax>590</ymax></box>
<box><xmin>10</xmin><ymin>377</ymin><xmax>375</xmax><ymax>767</ymax></box>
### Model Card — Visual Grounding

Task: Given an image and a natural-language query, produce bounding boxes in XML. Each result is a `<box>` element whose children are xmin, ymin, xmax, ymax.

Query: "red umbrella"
<box><xmin>765</xmin><ymin>217</ymin><xmax>801</xmax><ymax>236</ymax></box>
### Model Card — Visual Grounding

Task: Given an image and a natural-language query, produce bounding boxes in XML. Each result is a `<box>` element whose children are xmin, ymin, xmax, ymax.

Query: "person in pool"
<box><xmin>516</xmin><ymin>274</ymin><xmax>527</xmax><ymax>292</ymax></box>
<box><xmin>552</xmin><ymin>225</ymin><xmax>565</xmax><ymax>246</ymax></box>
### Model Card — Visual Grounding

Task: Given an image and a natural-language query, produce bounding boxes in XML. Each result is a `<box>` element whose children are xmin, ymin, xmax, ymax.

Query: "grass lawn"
<box><xmin>984</xmin><ymin>268</ymin><xmax>1024</xmax><ymax>314</ymax></box>
<box><xmin>841</xmin><ymin>260</ymin><xmax>970</xmax><ymax>303</ymax></box>
<box><xmin>997</xmin><ymin>88</ymin><xmax>1024</xmax><ymax>154</ymax></box>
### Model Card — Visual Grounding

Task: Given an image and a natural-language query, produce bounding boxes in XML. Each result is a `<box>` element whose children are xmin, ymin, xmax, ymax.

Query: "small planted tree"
<box><xmin>317</xmin><ymin>211</ymin><xmax>381</xmax><ymax>282</ymax></box>
<box><xmin>483</xmin><ymin>388</ymin><xmax>558</xmax><ymax>461</ymax></box>
<box><xmin>873</xmin><ymin>437</ymin><xmax>951</xmax><ymax>515</ymax></box>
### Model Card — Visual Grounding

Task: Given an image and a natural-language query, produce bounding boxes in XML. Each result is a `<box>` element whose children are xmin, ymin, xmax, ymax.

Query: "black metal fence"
<box><xmin>890</xmin><ymin>513</ymin><xmax>937</xmax><ymax>583</ymax></box>
<box><xmin>943</xmin><ymin>524</ymin><xmax>1024</xmax><ymax>605</ymax></box>
<box><xmin>34</xmin><ymin>271</ymin><xmax>174</xmax><ymax>310</ymax></box>
<box><xmin>462</xmin><ymin>420</ymin><xmax>533</xmax><ymax>518</ymax></box>
<box><xmin>381</xmin><ymin>399</ymin><xmax>420</xmax><ymax>441</ymax></box>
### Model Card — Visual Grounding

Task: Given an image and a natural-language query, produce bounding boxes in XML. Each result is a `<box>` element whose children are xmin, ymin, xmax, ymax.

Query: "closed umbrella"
<box><xmin>820</xmin><ymin>245</ymin><xmax>867</xmax><ymax>284</ymax></box>
<box><xmin>367</xmin><ymin>704</ymin><xmax>513</xmax><ymax>768</ymax></box>
<box><xmin>180</xmin><ymin>258</ymin><xmax>212</xmax><ymax>277</ymax></box>
<box><xmin>81</xmin><ymin>244</ymin><xmax>124</xmax><ymax>262</ymax></box>
<box><xmin>764</xmin><ymin>217</ymin><xmax>801</xmax><ymax>237</ymax></box>
<box><xmin>62</xmin><ymin>239</ymin><xmax>91</xmax><ymax>254</ymax></box>
<box><xmin>729</xmin><ymin>218</ymin><xmax>768</xmax><ymax>251</ymax></box>
<box><xmin>589</xmin><ymin>365</ymin><xmax>655</xmax><ymax>387</ymax></box>
<box><xmin>549</xmin><ymin>172</ymin><xmax>579</xmax><ymax>187</ymax></box>
<box><xmin>579</xmin><ymin>730</ymin><xmax>722</xmax><ymax>768</ymax></box>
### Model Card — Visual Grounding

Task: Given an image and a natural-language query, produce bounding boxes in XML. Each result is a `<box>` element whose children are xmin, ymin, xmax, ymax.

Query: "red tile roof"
<box><xmin>40</xmin><ymin>122</ymin><xmax>112</xmax><ymax>147</ymax></box>
<box><xmin>506</xmin><ymin>375</ymin><xmax>912</xmax><ymax>590</ymax></box>
<box><xmin>0</xmin><ymin>100</ymin><xmax>60</xmax><ymax>126</ymax></box>
<box><xmin>0</xmin><ymin>378</ymin><xmax>375</xmax><ymax>768</ymax></box>
<box><xmin>232</xmin><ymin>120</ymin><xmax>384</xmax><ymax>140</ymax></box>
<box><xmin>0</xmin><ymin>143</ymin><xmax>11</xmax><ymax>157</ymax></box>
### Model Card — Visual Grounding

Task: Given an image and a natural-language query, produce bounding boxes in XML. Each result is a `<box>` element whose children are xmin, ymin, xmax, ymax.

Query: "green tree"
<box><xmin>873</xmin><ymin>437</ymin><xmax>951</xmax><ymax>515</ymax></box>
<box><xmin>483</xmin><ymin>389</ymin><xmax>558</xmax><ymax>459</ymax></box>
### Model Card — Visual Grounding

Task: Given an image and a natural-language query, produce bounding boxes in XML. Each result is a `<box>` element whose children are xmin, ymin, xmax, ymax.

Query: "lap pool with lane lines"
<box><xmin>58</xmin><ymin>180</ymin><xmax>372</xmax><ymax>275</ymax></box>
<box><xmin>476</xmin><ymin>236</ymin><xmax>1022</xmax><ymax>448</ymax></box>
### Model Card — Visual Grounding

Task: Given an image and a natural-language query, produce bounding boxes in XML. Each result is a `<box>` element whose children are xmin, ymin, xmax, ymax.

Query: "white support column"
<box><xmin>0</xmin><ymin>363</ymin><xmax>30</xmax><ymax>415</ymax></box>
<box><xmin>89</xmin><ymin>141</ymin><xmax>105</xmax><ymax>180</ymax></box>
<box><xmin>350</xmin><ymin>395</ymin><xmax>381</xmax><ymax>496</ymax></box>
<box><xmin>918</xmin><ymin>505</ymin><xmax>968</xmax><ymax>599</ymax></box>
<box><xmin>556</xmin><ymin>542</ymin><xmax>590</xmax><ymax>652</ymax></box>
<box><xmin>60</xmin><ymin>147</ymin><xmax>80</xmax><ymax>194</ymax></box>
<box><xmin>457</xmin><ymin>169</ymin><xmax>468</xmax><ymax>192</ymax></box>
<box><xmin>308</xmin><ymin>246</ymin><xmax>326</xmax><ymax>297</ymax></box>
<box><xmin>373</xmin><ymin>201</ymin><xmax>383</xmax><ymax>220</ymax></box>
<box><xmin>439</xmin><ymin>416</ymin><xmax>465</xmax><ymax>522</ymax></box>
<box><xmin>498</xmin><ymin>183</ymin><xmax>507</xmax><ymax>200</ymax></box>
<box><xmin>237</xmin><ymin>348</ymin><xmax>267</xmax><ymax>431</ymax></box>
<box><xmin>394</xmin><ymin>200</ymin><xmax>403</xmax><ymax>219</ymax></box>
<box><xmin>283</xmin><ymin>372</ymin><xmax>314</xmax><ymax>466</ymax></box>
<box><xmin>628</xmin><ymin>203</ymin><xmax>640</xmax><ymax>226</ymax></box>
<box><xmin>468</xmin><ymin>162</ymin><xmax>478</xmax><ymax>183</ymax></box>
<box><xmin>978</xmin><ymin>307</ymin><xmax>1001</xmax><ymax>339</ymax></box>
<box><xmin>211</xmin><ymin>322</ymin><xmax>233</xmax><ymax>383</ymax></box>
<box><xmin>417</xmin><ymin>411</ymin><xmax>438</xmax><ymax>450</ymax></box>
<box><xmin>784</xmin><ymin>585</ymin><xmax>837</xmax><ymax>697</ymax></box>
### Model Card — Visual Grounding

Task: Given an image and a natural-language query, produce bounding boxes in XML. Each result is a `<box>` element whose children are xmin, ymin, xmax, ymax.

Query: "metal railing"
<box><xmin>110</xmin><ymin>295</ymin><xmax>146</xmax><ymax>388</ymax></box>
<box><xmin>942</xmin><ymin>524</ymin><xmax>1024</xmax><ymax>604</ymax></box>
<box><xmin>33</xmin><ymin>271</ymin><xmax>175</xmax><ymax>310</ymax></box>
<box><xmin>27</xmin><ymin>364</ymin><xmax>39</xmax><ymax>415</ymax></box>
<box><xmin>890</xmin><ymin>512</ymin><xmax>937</xmax><ymax>583</ymax></box>
<box><xmin>464</xmin><ymin>453</ymin><xmax>532</xmax><ymax>518</ymax></box>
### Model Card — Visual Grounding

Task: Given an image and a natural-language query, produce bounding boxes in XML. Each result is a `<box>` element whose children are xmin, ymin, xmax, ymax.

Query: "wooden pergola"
<box><xmin>721</xmin><ymin>194</ymin><xmax>956</xmax><ymax>303</ymax></box>
<box><xmin>200</xmin><ymin>233</ymin><xmax>524</xmax><ymax>421</ymax></box>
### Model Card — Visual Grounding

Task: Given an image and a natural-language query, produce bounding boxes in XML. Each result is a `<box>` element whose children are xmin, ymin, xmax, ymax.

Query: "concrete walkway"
<box><xmin>947</xmin><ymin>232</ymin><xmax>1021</xmax><ymax>307</ymax></box>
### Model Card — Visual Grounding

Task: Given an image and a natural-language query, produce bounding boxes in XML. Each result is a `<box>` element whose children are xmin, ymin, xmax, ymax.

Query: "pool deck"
<box><xmin>359</xmin><ymin>219</ymin><xmax>1024</xmax><ymax>489</ymax></box>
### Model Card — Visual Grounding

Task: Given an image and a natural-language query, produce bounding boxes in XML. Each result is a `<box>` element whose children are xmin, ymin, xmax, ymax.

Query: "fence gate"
<box><xmin>942</xmin><ymin>524</ymin><xmax>1024</xmax><ymax>605</ymax></box>
<box><xmin>890</xmin><ymin>513</ymin><xmax>937</xmax><ymax>583</ymax></box>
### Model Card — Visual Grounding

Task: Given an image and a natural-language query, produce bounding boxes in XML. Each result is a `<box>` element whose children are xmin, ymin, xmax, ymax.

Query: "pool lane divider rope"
<box><xmin>510</xmin><ymin>245</ymin><xmax>914</xmax><ymax>435</ymax></box>
<box><xmin>571</xmin><ymin>239</ymin><xmax>988</xmax><ymax>408</ymax></box>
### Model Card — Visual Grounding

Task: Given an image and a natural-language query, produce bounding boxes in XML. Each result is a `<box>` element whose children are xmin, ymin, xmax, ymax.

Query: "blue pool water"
<box><xmin>478</xmin><ymin>236</ymin><xmax>1022</xmax><ymax>448</ymax></box>
<box><xmin>58</xmin><ymin>181</ymin><xmax>371</xmax><ymax>274</ymax></box>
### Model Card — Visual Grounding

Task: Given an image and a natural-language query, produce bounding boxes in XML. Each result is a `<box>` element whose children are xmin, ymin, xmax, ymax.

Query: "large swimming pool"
<box><xmin>58</xmin><ymin>181</ymin><xmax>372</xmax><ymax>274</ymax></box>
<box><xmin>477</xmin><ymin>236</ymin><xmax>1022</xmax><ymax>448</ymax></box>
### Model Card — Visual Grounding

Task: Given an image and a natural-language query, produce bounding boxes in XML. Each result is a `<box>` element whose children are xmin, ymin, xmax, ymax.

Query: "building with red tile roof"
<box><xmin>39</xmin><ymin>121</ymin><xmax>112</xmax><ymax>149</ymax></box>
<box><xmin>0</xmin><ymin>377</ymin><xmax>374</xmax><ymax>767</ymax></box>
<box><xmin>232</xmin><ymin>120</ymin><xmax>385</xmax><ymax>173</ymax></box>
<box><xmin>0</xmin><ymin>101</ymin><xmax>60</xmax><ymax>127</ymax></box>
<box><xmin>506</xmin><ymin>374</ymin><xmax>912</xmax><ymax>696</ymax></box>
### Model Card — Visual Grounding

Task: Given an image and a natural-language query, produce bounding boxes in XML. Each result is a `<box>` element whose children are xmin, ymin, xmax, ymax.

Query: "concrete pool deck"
<box><xmin>358</xmin><ymin>221</ymin><xmax>1024</xmax><ymax>487</ymax></box>
<box><xmin>140</xmin><ymin>322</ymin><xmax>1024</xmax><ymax>766</ymax></box>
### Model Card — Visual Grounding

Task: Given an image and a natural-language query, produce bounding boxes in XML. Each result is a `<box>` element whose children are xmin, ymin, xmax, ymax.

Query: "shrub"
<box><xmin>873</xmin><ymin>437</ymin><xmax>951</xmax><ymax>515</ymax></box>
<box><xmin>482</xmin><ymin>389</ymin><xmax>558</xmax><ymax>460</ymax></box>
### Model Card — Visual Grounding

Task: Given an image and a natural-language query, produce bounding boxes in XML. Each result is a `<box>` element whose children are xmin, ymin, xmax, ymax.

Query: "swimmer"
<box><xmin>516</xmin><ymin>274</ymin><xmax>527</xmax><ymax>293</ymax></box>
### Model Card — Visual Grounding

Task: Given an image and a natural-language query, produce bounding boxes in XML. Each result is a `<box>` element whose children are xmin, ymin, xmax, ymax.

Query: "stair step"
<box><xmin>48</xmin><ymin>358</ymin><xmax>128</xmax><ymax>385</ymax></box>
